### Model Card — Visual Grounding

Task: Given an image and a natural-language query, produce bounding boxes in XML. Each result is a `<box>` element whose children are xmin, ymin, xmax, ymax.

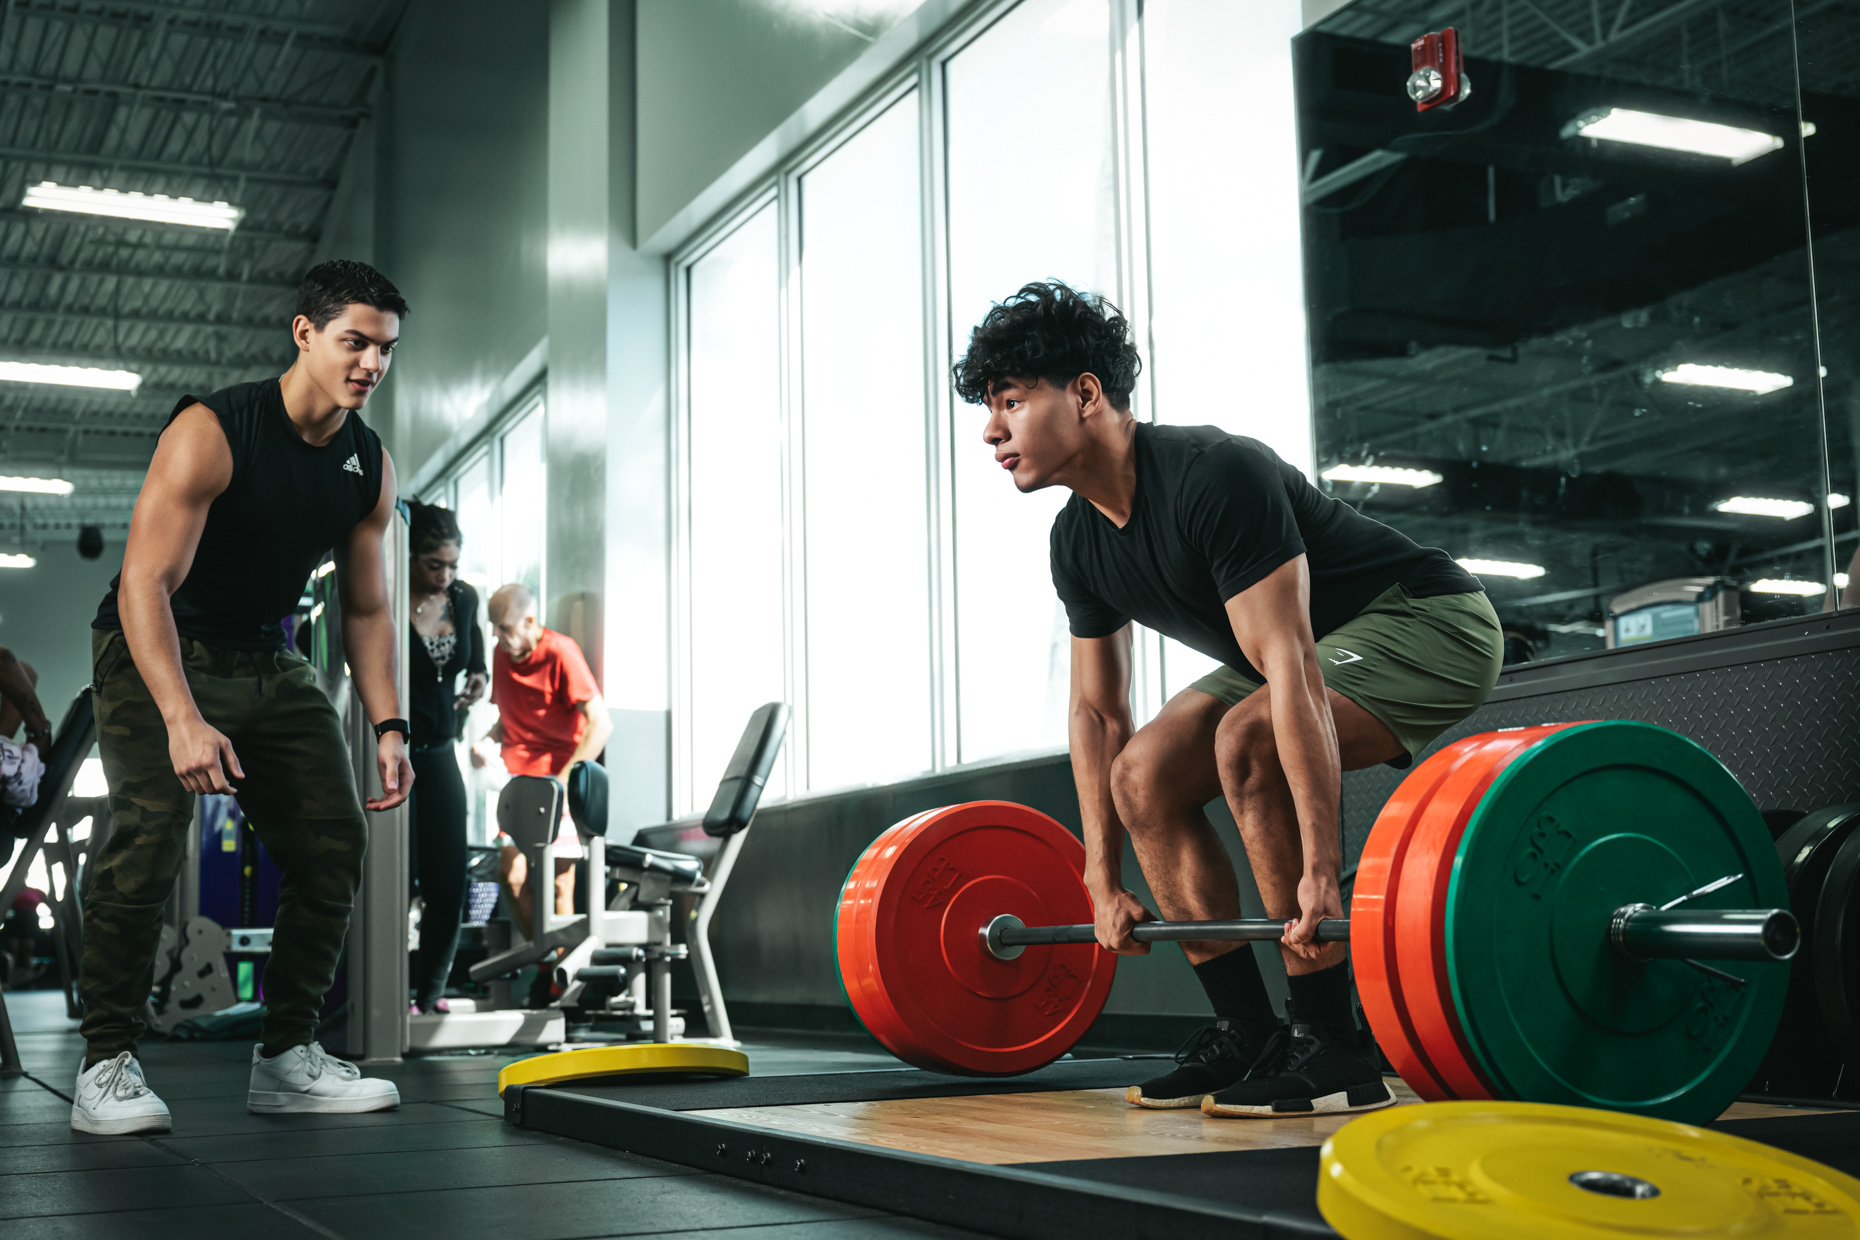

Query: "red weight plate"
<box><xmin>1394</xmin><ymin>724</ymin><xmax>1580</xmax><ymax>1100</ymax></box>
<box><xmin>838</xmin><ymin>809</ymin><xmax>946</xmax><ymax>1058</ymax></box>
<box><xmin>1354</xmin><ymin>735</ymin><xmax>1505</xmax><ymax>1101</ymax></box>
<box><xmin>849</xmin><ymin>806</ymin><xmax>1017</xmax><ymax>1070</ymax></box>
<box><xmin>843</xmin><ymin>805</ymin><xmax>1037</xmax><ymax>1073</ymax></box>
<box><xmin>860</xmin><ymin>801</ymin><xmax>1116</xmax><ymax>1076</ymax></box>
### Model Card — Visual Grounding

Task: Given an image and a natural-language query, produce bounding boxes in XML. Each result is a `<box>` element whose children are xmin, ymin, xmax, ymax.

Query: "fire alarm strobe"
<box><xmin>1408</xmin><ymin>27</ymin><xmax>1471</xmax><ymax>112</ymax></box>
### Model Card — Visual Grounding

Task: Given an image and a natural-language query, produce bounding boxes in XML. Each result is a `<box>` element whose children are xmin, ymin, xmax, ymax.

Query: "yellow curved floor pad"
<box><xmin>497</xmin><ymin>1043</ymin><xmax>750</xmax><ymax>1095</ymax></box>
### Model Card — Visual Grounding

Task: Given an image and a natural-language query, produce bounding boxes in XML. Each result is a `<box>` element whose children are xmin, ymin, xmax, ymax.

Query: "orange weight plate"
<box><xmin>1353</xmin><ymin>736</ymin><xmax>1496</xmax><ymax>1101</ymax></box>
<box><xmin>837</xmin><ymin>808</ymin><xmax>945</xmax><ymax>1059</ymax></box>
<box><xmin>1394</xmin><ymin>724</ymin><xmax>1582</xmax><ymax>1100</ymax></box>
<box><xmin>854</xmin><ymin>801</ymin><xmax>1116</xmax><ymax>1076</ymax></box>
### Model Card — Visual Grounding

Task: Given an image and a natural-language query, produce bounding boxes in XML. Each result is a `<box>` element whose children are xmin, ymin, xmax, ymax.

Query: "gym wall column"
<box><xmin>547</xmin><ymin>0</ymin><xmax>671</xmax><ymax>836</ymax></box>
<box><xmin>603</xmin><ymin>0</ymin><xmax>673</xmax><ymax>839</ymax></box>
<box><xmin>546</xmin><ymin>0</ymin><xmax>613</xmax><ymax>680</ymax></box>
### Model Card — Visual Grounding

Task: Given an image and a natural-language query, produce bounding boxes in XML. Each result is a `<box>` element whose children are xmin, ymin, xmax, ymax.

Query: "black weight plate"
<box><xmin>1777</xmin><ymin>804</ymin><xmax>1860</xmax><ymax>901</ymax></box>
<box><xmin>1817</xmin><ymin>819</ymin><xmax>1860</xmax><ymax>1056</ymax></box>
<box><xmin>1777</xmin><ymin>804</ymin><xmax>1860</xmax><ymax>996</ymax></box>
<box><xmin>1761</xmin><ymin>804</ymin><xmax>1860</xmax><ymax>1091</ymax></box>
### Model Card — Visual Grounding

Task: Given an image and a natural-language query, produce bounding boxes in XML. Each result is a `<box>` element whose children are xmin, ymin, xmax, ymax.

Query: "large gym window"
<box><xmin>944</xmin><ymin>0</ymin><xmax>1119</xmax><ymax>764</ymax></box>
<box><xmin>798</xmin><ymin>95</ymin><xmax>934</xmax><ymax>792</ymax></box>
<box><xmin>670</xmin><ymin>0</ymin><xmax>1299</xmax><ymax>810</ymax></box>
<box><xmin>685</xmin><ymin>203</ymin><xmax>788</xmax><ymax>810</ymax></box>
<box><xmin>498</xmin><ymin>403</ymin><xmax>548</xmax><ymax>604</ymax></box>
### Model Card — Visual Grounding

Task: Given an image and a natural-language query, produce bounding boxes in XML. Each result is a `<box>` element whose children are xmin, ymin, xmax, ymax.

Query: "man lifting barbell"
<box><xmin>953</xmin><ymin>281</ymin><xmax>1504</xmax><ymax>1117</ymax></box>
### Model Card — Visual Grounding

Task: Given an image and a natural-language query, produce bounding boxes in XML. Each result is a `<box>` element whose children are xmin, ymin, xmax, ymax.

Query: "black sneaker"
<box><xmin>1125</xmin><ymin>1019</ymin><xmax>1269</xmax><ymax>1109</ymax></box>
<box><xmin>1201</xmin><ymin>1016</ymin><xmax>1393</xmax><ymax>1119</ymax></box>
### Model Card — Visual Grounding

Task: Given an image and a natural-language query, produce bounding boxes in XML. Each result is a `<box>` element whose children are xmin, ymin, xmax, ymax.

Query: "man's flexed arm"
<box><xmin>335</xmin><ymin>448</ymin><xmax>412</xmax><ymax>811</ymax></box>
<box><xmin>1070</xmin><ymin>628</ymin><xmax>1151</xmax><ymax>954</ymax></box>
<box><xmin>1224</xmin><ymin>555</ymin><xmax>1341</xmax><ymax>959</ymax></box>
<box><xmin>119</xmin><ymin>406</ymin><xmax>245</xmax><ymax>795</ymax></box>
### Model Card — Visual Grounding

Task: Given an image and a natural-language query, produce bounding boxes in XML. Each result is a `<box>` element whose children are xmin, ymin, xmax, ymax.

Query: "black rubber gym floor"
<box><xmin>0</xmin><ymin>991</ymin><xmax>988</xmax><ymax>1240</ymax></box>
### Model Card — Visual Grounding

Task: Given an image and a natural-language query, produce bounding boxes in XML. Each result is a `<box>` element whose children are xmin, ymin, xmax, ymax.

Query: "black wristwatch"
<box><xmin>373</xmin><ymin>718</ymin><xmax>411</xmax><ymax>743</ymax></box>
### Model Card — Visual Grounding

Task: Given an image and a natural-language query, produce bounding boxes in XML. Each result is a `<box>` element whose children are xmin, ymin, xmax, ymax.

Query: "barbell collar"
<box><xmin>1608</xmin><ymin>904</ymin><xmax>1800</xmax><ymax>964</ymax></box>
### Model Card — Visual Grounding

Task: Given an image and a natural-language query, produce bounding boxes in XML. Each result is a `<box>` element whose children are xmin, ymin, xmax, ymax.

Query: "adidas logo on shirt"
<box><xmin>342</xmin><ymin>453</ymin><xmax>363</xmax><ymax>476</ymax></box>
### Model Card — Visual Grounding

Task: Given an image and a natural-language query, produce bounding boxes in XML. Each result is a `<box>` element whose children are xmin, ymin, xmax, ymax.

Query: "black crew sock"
<box><xmin>1285</xmin><ymin>961</ymin><xmax>1356</xmax><ymax>1040</ymax></box>
<box><xmin>1192</xmin><ymin>947</ymin><xmax>1279</xmax><ymax>1047</ymax></box>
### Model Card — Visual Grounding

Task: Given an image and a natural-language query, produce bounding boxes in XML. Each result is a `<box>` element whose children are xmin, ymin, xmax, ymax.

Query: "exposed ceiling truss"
<box><xmin>0</xmin><ymin>0</ymin><xmax>409</xmax><ymax>551</ymax></box>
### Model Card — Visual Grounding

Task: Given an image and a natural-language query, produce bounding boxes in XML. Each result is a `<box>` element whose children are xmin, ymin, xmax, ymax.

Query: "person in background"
<box><xmin>0</xmin><ymin>642</ymin><xmax>50</xmax><ymax>746</ymax></box>
<box><xmin>475</xmin><ymin>583</ymin><xmax>610</xmax><ymax>1006</ymax></box>
<box><xmin>405</xmin><ymin>501</ymin><xmax>487</xmax><ymax>1015</ymax></box>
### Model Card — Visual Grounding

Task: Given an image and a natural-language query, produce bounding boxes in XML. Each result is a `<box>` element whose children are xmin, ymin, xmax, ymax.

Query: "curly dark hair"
<box><xmin>951</xmin><ymin>280</ymin><xmax>1142</xmax><ymax>410</ymax></box>
<box><xmin>296</xmin><ymin>259</ymin><xmax>409</xmax><ymax>330</ymax></box>
<box><xmin>407</xmin><ymin>499</ymin><xmax>462</xmax><ymax>555</ymax></box>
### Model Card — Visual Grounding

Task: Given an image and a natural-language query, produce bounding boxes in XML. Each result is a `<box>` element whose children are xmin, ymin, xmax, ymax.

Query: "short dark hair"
<box><xmin>407</xmin><ymin>500</ymin><xmax>461</xmax><ymax>555</ymax></box>
<box><xmin>296</xmin><ymin>259</ymin><xmax>409</xmax><ymax>330</ymax></box>
<box><xmin>952</xmin><ymin>280</ymin><xmax>1141</xmax><ymax>410</ymax></box>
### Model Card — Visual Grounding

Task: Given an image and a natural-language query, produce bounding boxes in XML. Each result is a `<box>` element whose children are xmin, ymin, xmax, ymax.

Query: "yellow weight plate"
<box><xmin>496</xmin><ymin>1043</ymin><xmax>749</xmax><ymax>1095</ymax></box>
<box><xmin>1319</xmin><ymin>1102</ymin><xmax>1860</xmax><ymax>1240</ymax></box>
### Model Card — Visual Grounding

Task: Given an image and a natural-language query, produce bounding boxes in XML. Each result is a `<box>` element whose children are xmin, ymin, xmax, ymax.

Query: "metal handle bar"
<box><xmin>981</xmin><ymin>906</ymin><xmax>1799</xmax><ymax>965</ymax></box>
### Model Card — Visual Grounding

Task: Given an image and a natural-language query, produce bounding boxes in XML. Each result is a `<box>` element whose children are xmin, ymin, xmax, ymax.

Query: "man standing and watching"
<box><xmin>74</xmin><ymin>260</ymin><xmax>413</xmax><ymax>1134</ymax></box>
<box><xmin>478</xmin><ymin>584</ymin><xmax>611</xmax><ymax>1004</ymax></box>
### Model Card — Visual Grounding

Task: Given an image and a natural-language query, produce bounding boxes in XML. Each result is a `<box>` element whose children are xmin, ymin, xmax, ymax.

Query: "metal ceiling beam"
<box><xmin>0</xmin><ymin>346</ymin><xmax>278</xmax><ymax>373</ymax></box>
<box><xmin>0</xmin><ymin>71</ymin><xmax>369</xmax><ymax>128</ymax></box>
<box><xmin>0</xmin><ymin>258</ymin><xmax>298</xmax><ymax>295</ymax></box>
<box><xmin>0</xmin><ymin>142</ymin><xmax>338</xmax><ymax>189</ymax></box>
<box><xmin>15</xmin><ymin>0</ymin><xmax>389</xmax><ymax>58</ymax></box>
<box><xmin>0</xmin><ymin>304</ymin><xmax>280</xmax><ymax>334</ymax></box>
<box><xmin>0</xmin><ymin>207</ymin><xmax>320</xmax><ymax>246</ymax></box>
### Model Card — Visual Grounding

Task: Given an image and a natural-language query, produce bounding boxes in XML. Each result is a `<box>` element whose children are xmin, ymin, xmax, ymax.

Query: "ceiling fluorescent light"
<box><xmin>1749</xmin><ymin>579</ymin><xmax>1826</xmax><ymax>596</ymax></box>
<box><xmin>1321</xmin><ymin>463</ymin><xmax>1444</xmax><ymax>488</ymax></box>
<box><xmin>1839</xmin><ymin>572</ymin><xmax>1851</xmax><ymax>590</ymax></box>
<box><xmin>23</xmin><ymin>181</ymin><xmax>243</xmax><ymax>231</ymax></box>
<box><xmin>1568</xmin><ymin>108</ymin><xmax>1783</xmax><ymax>165</ymax></box>
<box><xmin>0</xmin><ymin>475</ymin><xmax>73</xmax><ymax>495</ymax></box>
<box><xmin>1829</xmin><ymin>493</ymin><xmax>1851</xmax><ymax>509</ymax></box>
<box><xmin>0</xmin><ymin>360</ymin><xmax>140</xmax><ymax>394</ymax></box>
<box><xmin>0</xmin><ymin>553</ymin><xmax>34</xmax><ymax>569</ymax></box>
<box><xmin>1658</xmin><ymin>363</ymin><xmax>1792</xmax><ymax>395</ymax></box>
<box><xmin>1714</xmin><ymin>496</ymin><xmax>1814</xmax><ymax>520</ymax></box>
<box><xmin>1456</xmin><ymin>558</ymin><xmax>1547</xmax><ymax>579</ymax></box>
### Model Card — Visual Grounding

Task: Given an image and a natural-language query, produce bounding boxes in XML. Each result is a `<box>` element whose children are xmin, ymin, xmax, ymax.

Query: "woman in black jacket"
<box><xmin>406</xmin><ymin>501</ymin><xmax>487</xmax><ymax>1013</ymax></box>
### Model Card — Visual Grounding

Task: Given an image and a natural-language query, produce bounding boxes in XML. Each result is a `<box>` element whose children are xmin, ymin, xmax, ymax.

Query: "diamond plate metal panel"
<box><xmin>1343</xmin><ymin>647</ymin><xmax>1860</xmax><ymax>865</ymax></box>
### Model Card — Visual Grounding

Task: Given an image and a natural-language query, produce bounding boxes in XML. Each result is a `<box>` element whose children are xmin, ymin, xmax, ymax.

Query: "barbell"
<box><xmin>834</xmin><ymin>720</ymin><xmax>1794</xmax><ymax>1125</ymax></box>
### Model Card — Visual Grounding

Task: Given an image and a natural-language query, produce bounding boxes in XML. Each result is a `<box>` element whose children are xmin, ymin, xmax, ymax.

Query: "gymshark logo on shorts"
<box><xmin>342</xmin><ymin>453</ymin><xmax>363</xmax><ymax>476</ymax></box>
<box><xmin>1328</xmin><ymin>648</ymin><xmax>1364</xmax><ymax>666</ymax></box>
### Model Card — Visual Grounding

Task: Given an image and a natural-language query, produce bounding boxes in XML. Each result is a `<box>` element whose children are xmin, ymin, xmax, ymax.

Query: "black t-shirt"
<box><xmin>94</xmin><ymin>379</ymin><xmax>384</xmax><ymax>650</ymax></box>
<box><xmin>1050</xmin><ymin>423</ymin><xmax>1479</xmax><ymax>682</ymax></box>
<box><xmin>409</xmin><ymin>581</ymin><xmax>487</xmax><ymax>744</ymax></box>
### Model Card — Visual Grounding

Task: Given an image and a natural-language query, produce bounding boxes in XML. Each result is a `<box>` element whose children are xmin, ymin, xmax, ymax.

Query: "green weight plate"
<box><xmin>1443</xmin><ymin>721</ymin><xmax>1789</xmax><ymax>1125</ymax></box>
<box><xmin>1814</xmin><ymin>822</ymin><xmax>1860</xmax><ymax>1057</ymax></box>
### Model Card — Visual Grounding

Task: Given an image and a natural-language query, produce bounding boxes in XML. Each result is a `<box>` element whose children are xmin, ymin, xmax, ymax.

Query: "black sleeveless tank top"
<box><xmin>94</xmin><ymin>379</ymin><xmax>384</xmax><ymax>651</ymax></box>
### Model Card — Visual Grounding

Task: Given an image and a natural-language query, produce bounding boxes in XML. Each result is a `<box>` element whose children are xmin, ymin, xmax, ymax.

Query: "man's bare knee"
<box><xmin>1214</xmin><ymin>707</ymin><xmax>1277</xmax><ymax>789</ymax></box>
<box><xmin>1110</xmin><ymin>738</ymin><xmax>1192</xmax><ymax>834</ymax></box>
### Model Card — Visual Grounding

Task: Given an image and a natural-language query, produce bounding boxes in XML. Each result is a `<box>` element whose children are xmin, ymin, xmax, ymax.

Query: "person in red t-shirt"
<box><xmin>476</xmin><ymin>583</ymin><xmax>613</xmax><ymax>940</ymax></box>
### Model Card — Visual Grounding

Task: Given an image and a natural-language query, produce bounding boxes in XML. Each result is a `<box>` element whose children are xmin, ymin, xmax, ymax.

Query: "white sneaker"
<box><xmin>247</xmin><ymin>1041</ymin><xmax>400</xmax><ymax>1114</ymax></box>
<box><xmin>71</xmin><ymin>1052</ymin><xmax>172</xmax><ymax>1135</ymax></box>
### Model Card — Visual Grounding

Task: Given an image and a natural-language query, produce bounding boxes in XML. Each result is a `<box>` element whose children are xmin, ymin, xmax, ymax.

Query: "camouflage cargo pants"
<box><xmin>80</xmin><ymin>629</ymin><xmax>368</xmax><ymax>1061</ymax></box>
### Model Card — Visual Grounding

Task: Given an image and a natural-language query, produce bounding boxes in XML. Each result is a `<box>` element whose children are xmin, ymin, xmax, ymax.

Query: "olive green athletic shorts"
<box><xmin>1188</xmin><ymin>583</ymin><xmax>1504</xmax><ymax>764</ymax></box>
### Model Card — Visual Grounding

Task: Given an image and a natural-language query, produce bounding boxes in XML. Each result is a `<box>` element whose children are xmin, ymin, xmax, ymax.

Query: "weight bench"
<box><xmin>470</xmin><ymin>702</ymin><xmax>789</xmax><ymax>1044</ymax></box>
<box><xmin>0</xmin><ymin>692</ymin><xmax>109</xmax><ymax>1028</ymax></box>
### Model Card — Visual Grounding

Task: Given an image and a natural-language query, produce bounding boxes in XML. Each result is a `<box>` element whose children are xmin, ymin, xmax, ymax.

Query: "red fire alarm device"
<box><xmin>1408</xmin><ymin>28</ymin><xmax>1471</xmax><ymax>112</ymax></box>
